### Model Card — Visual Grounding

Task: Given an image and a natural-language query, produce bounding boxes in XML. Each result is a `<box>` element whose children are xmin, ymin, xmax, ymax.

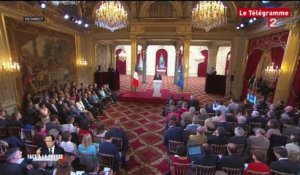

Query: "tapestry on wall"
<box><xmin>5</xmin><ymin>17</ymin><xmax>76</xmax><ymax>94</ymax></box>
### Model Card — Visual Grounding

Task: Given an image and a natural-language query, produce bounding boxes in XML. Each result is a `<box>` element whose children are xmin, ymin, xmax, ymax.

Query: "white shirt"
<box><xmin>48</xmin><ymin>146</ymin><xmax>55</xmax><ymax>154</ymax></box>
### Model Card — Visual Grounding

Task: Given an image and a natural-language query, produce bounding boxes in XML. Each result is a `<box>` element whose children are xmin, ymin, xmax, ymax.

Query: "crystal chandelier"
<box><xmin>192</xmin><ymin>1</ymin><xmax>227</xmax><ymax>32</ymax></box>
<box><xmin>262</xmin><ymin>62</ymin><xmax>280</xmax><ymax>84</ymax></box>
<box><xmin>95</xmin><ymin>1</ymin><xmax>128</xmax><ymax>32</ymax></box>
<box><xmin>51</xmin><ymin>1</ymin><xmax>84</xmax><ymax>6</ymax></box>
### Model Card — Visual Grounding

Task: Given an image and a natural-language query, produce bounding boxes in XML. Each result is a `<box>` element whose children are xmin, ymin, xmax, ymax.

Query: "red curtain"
<box><xmin>240</xmin><ymin>50</ymin><xmax>264</xmax><ymax>100</ymax></box>
<box><xmin>155</xmin><ymin>49</ymin><xmax>168</xmax><ymax>75</ymax></box>
<box><xmin>288</xmin><ymin>61</ymin><xmax>300</xmax><ymax>106</ymax></box>
<box><xmin>115</xmin><ymin>48</ymin><xmax>126</xmax><ymax>74</ymax></box>
<box><xmin>197</xmin><ymin>50</ymin><xmax>208</xmax><ymax>77</ymax></box>
<box><xmin>271</xmin><ymin>47</ymin><xmax>284</xmax><ymax>68</ymax></box>
<box><xmin>225</xmin><ymin>51</ymin><xmax>231</xmax><ymax>76</ymax></box>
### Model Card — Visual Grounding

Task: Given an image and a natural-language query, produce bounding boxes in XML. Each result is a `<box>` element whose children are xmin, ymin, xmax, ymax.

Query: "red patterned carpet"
<box><xmin>101</xmin><ymin>75</ymin><xmax>228</xmax><ymax>175</ymax></box>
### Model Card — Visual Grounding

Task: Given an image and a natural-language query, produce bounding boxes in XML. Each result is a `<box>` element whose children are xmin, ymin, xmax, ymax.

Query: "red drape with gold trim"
<box><xmin>197</xmin><ymin>50</ymin><xmax>208</xmax><ymax>77</ymax></box>
<box><xmin>115</xmin><ymin>48</ymin><xmax>126</xmax><ymax>74</ymax></box>
<box><xmin>155</xmin><ymin>49</ymin><xmax>168</xmax><ymax>75</ymax></box>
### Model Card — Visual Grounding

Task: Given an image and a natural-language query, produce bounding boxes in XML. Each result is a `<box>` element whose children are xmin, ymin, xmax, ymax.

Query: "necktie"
<box><xmin>49</xmin><ymin>148</ymin><xmax>52</xmax><ymax>154</ymax></box>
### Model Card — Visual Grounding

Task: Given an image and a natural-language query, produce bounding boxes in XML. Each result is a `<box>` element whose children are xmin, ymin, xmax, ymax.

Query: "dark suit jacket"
<box><xmin>188</xmin><ymin>100</ymin><xmax>200</xmax><ymax>111</ymax></box>
<box><xmin>0</xmin><ymin>162</ymin><xmax>27</xmax><ymax>175</ymax></box>
<box><xmin>228</xmin><ymin>136</ymin><xmax>247</xmax><ymax>145</ymax></box>
<box><xmin>82</xmin><ymin>98</ymin><xmax>93</xmax><ymax>110</ymax></box>
<box><xmin>246</xmin><ymin>117</ymin><xmax>262</xmax><ymax>124</ymax></box>
<box><xmin>27</xmin><ymin>168</ymin><xmax>47</xmax><ymax>175</ymax></box>
<box><xmin>40</xmin><ymin>145</ymin><xmax>65</xmax><ymax>155</ymax></box>
<box><xmin>219</xmin><ymin>154</ymin><xmax>245</xmax><ymax>170</ymax></box>
<box><xmin>270</xmin><ymin>159</ymin><xmax>300</xmax><ymax>174</ymax></box>
<box><xmin>216</xmin><ymin>122</ymin><xmax>233</xmax><ymax>133</ymax></box>
<box><xmin>208</xmin><ymin>135</ymin><xmax>228</xmax><ymax>145</ymax></box>
<box><xmin>194</xmin><ymin>154</ymin><xmax>219</xmax><ymax>166</ymax></box>
<box><xmin>163</xmin><ymin>126</ymin><xmax>184</xmax><ymax>146</ymax></box>
<box><xmin>98</xmin><ymin>141</ymin><xmax>120</xmax><ymax>171</ymax></box>
<box><xmin>46</xmin><ymin>103</ymin><xmax>59</xmax><ymax>116</ymax></box>
<box><xmin>107</xmin><ymin>127</ymin><xmax>129</xmax><ymax>152</ymax></box>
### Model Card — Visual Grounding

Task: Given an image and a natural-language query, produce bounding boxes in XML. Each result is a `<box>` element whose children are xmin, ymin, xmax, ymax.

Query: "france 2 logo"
<box><xmin>268</xmin><ymin>18</ymin><xmax>278</xmax><ymax>28</ymax></box>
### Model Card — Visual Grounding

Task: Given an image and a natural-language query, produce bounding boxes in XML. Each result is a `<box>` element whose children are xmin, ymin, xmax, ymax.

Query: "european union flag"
<box><xmin>177</xmin><ymin>65</ymin><xmax>184</xmax><ymax>89</ymax></box>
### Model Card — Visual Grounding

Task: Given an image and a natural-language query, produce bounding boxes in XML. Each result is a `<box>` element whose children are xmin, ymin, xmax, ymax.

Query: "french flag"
<box><xmin>133</xmin><ymin>66</ymin><xmax>139</xmax><ymax>87</ymax></box>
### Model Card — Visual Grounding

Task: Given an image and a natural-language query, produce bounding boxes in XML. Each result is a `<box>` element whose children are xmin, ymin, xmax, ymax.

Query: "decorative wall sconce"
<box><xmin>77</xmin><ymin>58</ymin><xmax>88</xmax><ymax>66</ymax></box>
<box><xmin>0</xmin><ymin>59</ymin><xmax>20</xmax><ymax>74</ymax></box>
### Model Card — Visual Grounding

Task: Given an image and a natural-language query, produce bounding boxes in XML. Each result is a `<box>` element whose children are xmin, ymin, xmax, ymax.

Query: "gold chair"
<box><xmin>170</xmin><ymin>162</ymin><xmax>191</xmax><ymax>175</ymax></box>
<box><xmin>210</xmin><ymin>144</ymin><xmax>227</xmax><ymax>156</ymax></box>
<box><xmin>0</xmin><ymin>126</ymin><xmax>7</xmax><ymax>138</ymax></box>
<box><xmin>168</xmin><ymin>140</ymin><xmax>184</xmax><ymax>155</ymax></box>
<box><xmin>195</xmin><ymin>165</ymin><xmax>216</xmax><ymax>175</ymax></box>
<box><xmin>250</xmin><ymin>146</ymin><xmax>268</xmax><ymax>155</ymax></box>
<box><xmin>7</xmin><ymin>126</ymin><xmax>21</xmax><ymax>138</ymax></box>
<box><xmin>112</xmin><ymin>137</ymin><xmax>123</xmax><ymax>152</ymax></box>
<box><xmin>22</xmin><ymin>129</ymin><xmax>34</xmax><ymax>143</ymax></box>
<box><xmin>236</xmin><ymin>144</ymin><xmax>245</xmax><ymax>155</ymax></box>
<box><xmin>247</xmin><ymin>170</ymin><xmax>270</xmax><ymax>175</ymax></box>
<box><xmin>98</xmin><ymin>153</ymin><xmax>115</xmax><ymax>169</ymax></box>
<box><xmin>222</xmin><ymin>167</ymin><xmax>243</xmax><ymax>175</ymax></box>
<box><xmin>25</xmin><ymin>143</ymin><xmax>38</xmax><ymax>155</ymax></box>
<box><xmin>270</xmin><ymin>170</ymin><xmax>294</xmax><ymax>175</ymax></box>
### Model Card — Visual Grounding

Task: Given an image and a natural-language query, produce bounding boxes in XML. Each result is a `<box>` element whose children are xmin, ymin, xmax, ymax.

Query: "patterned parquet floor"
<box><xmin>101</xmin><ymin>75</ymin><xmax>228</xmax><ymax>175</ymax></box>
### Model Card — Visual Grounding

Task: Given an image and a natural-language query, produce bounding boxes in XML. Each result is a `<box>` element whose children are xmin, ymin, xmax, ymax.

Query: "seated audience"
<box><xmin>32</xmin><ymin>122</ymin><xmax>47</xmax><ymax>148</ymax></box>
<box><xmin>207</xmin><ymin>127</ymin><xmax>228</xmax><ymax>145</ymax></box>
<box><xmin>98</xmin><ymin>132</ymin><xmax>120</xmax><ymax>172</ymax></box>
<box><xmin>215</xmin><ymin>114</ymin><xmax>232</xmax><ymax>134</ymax></box>
<box><xmin>169</xmin><ymin>145</ymin><xmax>191</xmax><ymax>174</ymax></box>
<box><xmin>60</xmin><ymin>131</ymin><xmax>77</xmax><ymax>155</ymax></box>
<box><xmin>78</xmin><ymin>134</ymin><xmax>97</xmax><ymax>154</ymax></box>
<box><xmin>45</xmin><ymin>115</ymin><xmax>61</xmax><ymax>133</ymax></box>
<box><xmin>164</xmin><ymin>120</ymin><xmax>185</xmax><ymax>152</ymax></box>
<box><xmin>53</xmin><ymin>155</ymin><xmax>75</xmax><ymax>175</ymax></box>
<box><xmin>92</xmin><ymin>122</ymin><xmax>107</xmax><ymax>143</ymax></box>
<box><xmin>204</xmin><ymin>117</ymin><xmax>215</xmax><ymax>132</ymax></box>
<box><xmin>270</xmin><ymin>146</ymin><xmax>300</xmax><ymax>174</ymax></box>
<box><xmin>285</xmin><ymin>133</ymin><xmax>300</xmax><ymax>163</ymax></box>
<box><xmin>0</xmin><ymin>147</ymin><xmax>27</xmax><ymax>175</ymax></box>
<box><xmin>188</xmin><ymin>126</ymin><xmax>207</xmax><ymax>145</ymax></box>
<box><xmin>218</xmin><ymin>143</ymin><xmax>245</xmax><ymax>170</ymax></box>
<box><xmin>244</xmin><ymin>150</ymin><xmax>270</xmax><ymax>175</ymax></box>
<box><xmin>193</xmin><ymin>143</ymin><xmax>219</xmax><ymax>166</ymax></box>
<box><xmin>185</xmin><ymin>116</ymin><xmax>201</xmax><ymax>134</ymax></box>
<box><xmin>36</xmin><ymin>134</ymin><xmax>65</xmax><ymax>155</ymax></box>
<box><xmin>266</xmin><ymin>119</ymin><xmax>281</xmax><ymax>139</ymax></box>
<box><xmin>213</xmin><ymin>100</ymin><xmax>226</xmax><ymax>115</ymax></box>
<box><xmin>61</xmin><ymin>116</ymin><xmax>78</xmax><ymax>134</ymax></box>
<box><xmin>27</xmin><ymin>161</ymin><xmax>47</xmax><ymax>175</ymax></box>
<box><xmin>228</xmin><ymin>126</ymin><xmax>247</xmax><ymax>145</ymax></box>
<box><xmin>6</xmin><ymin>111</ymin><xmax>23</xmax><ymax>128</ymax></box>
<box><xmin>236</xmin><ymin>115</ymin><xmax>249</xmax><ymax>133</ymax></box>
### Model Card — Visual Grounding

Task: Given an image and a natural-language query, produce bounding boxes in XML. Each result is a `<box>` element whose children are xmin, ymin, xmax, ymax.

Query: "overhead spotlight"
<box><xmin>40</xmin><ymin>2</ymin><xmax>46</xmax><ymax>9</ymax></box>
<box><xmin>84</xmin><ymin>24</ymin><xmax>89</xmax><ymax>28</ymax></box>
<box><xmin>77</xmin><ymin>20</ymin><xmax>82</xmax><ymax>25</ymax></box>
<box><xmin>75</xmin><ymin>20</ymin><xmax>78</xmax><ymax>24</ymax></box>
<box><xmin>249</xmin><ymin>19</ymin><xmax>253</xmax><ymax>23</ymax></box>
<box><xmin>240</xmin><ymin>24</ymin><xmax>244</xmax><ymax>28</ymax></box>
<box><xmin>262</xmin><ymin>1</ymin><xmax>270</xmax><ymax>4</ymax></box>
<box><xmin>236</xmin><ymin>26</ymin><xmax>240</xmax><ymax>30</ymax></box>
<box><xmin>64</xmin><ymin>14</ymin><xmax>69</xmax><ymax>19</ymax></box>
<box><xmin>253</xmin><ymin>18</ymin><xmax>257</xmax><ymax>21</ymax></box>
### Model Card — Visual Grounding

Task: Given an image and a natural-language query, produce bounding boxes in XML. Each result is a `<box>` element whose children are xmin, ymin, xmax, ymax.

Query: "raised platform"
<box><xmin>119</xmin><ymin>89</ymin><xmax>190</xmax><ymax>104</ymax></box>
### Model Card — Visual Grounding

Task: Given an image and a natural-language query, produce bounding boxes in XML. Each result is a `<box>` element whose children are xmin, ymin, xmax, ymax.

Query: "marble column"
<box><xmin>131</xmin><ymin>37</ymin><xmax>137</xmax><ymax>91</ymax></box>
<box><xmin>183</xmin><ymin>37</ymin><xmax>191</xmax><ymax>90</ymax></box>
<box><xmin>142</xmin><ymin>47</ymin><xmax>147</xmax><ymax>83</ymax></box>
<box><xmin>207</xmin><ymin>47</ymin><xmax>219</xmax><ymax>74</ymax></box>
<box><xmin>273</xmin><ymin>21</ymin><xmax>300</xmax><ymax>103</ymax></box>
<box><xmin>174</xmin><ymin>41</ymin><xmax>181</xmax><ymax>84</ymax></box>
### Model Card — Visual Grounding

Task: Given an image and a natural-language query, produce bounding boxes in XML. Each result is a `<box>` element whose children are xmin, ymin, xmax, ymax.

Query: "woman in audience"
<box><xmin>92</xmin><ymin>122</ymin><xmax>107</xmax><ymax>143</ymax></box>
<box><xmin>177</xmin><ymin>102</ymin><xmax>188</xmax><ymax>117</ymax></box>
<box><xmin>6</xmin><ymin>111</ymin><xmax>23</xmax><ymax>128</ymax></box>
<box><xmin>38</xmin><ymin>102</ymin><xmax>50</xmax><ymax>124</ymax></box>
<box><xmin>285</xmin><ymin>133</ymin><xmax>300</xmax><ymax>163</ymax></box>
<box><xmin>53</xmin><ymin>155</ymin><xmax>75</xmax><ymax>175</ymax></box>
<box><xmin>60</xmin><ymin>131</ymin><xmax>77</xmax><ymax>155</ymax></box>
<box><xmin>32</xmin><ymin>122</ymin><xmax>47</xmax><ymax>148</ymax></box>
<box><xmin>169</xmin><ymin>145</ymin><xmax>191</xmax><ymax>174</ymax></box>
<box><xmin>207</xmin><ymin>127</ymin><xmax>228</xmax><ymax>145</ymax></box>
<box><xmin>199</xmin><ymin>108</ymin><xmax>209</xmax><ymax>120</ymax></box>
<box><xmin>204</xmin><ymin>117</ymin><xmax>215</xmax><ymax>132</ymax></box>
<box><xmin>244</xmin><ymin>150</ymin><xmax>270</xmax><ymax>175</ymax></box>
<box><xmin>266</xmin><ymin>119</ymin><xmax>281</xmax><ymax>139</ymax></box>
<box><xmin>78</xmin><ymin>134</ymin><xmax>98</xmax><ymax>154</ymax></box>
<box><xmin>166</xmin><ymin>105</ymin><xmax>180</xmax><ymax>123</ymax></box>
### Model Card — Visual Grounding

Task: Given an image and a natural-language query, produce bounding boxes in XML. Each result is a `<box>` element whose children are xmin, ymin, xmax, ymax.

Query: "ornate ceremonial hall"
<box><xmin>0</xmin><ymin>1</ymin><xmax>300</xmax><ymax>175</ymax></box>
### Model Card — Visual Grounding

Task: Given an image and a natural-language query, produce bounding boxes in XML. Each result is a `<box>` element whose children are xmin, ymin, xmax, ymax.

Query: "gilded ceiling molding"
<box><xmin>224</xmin><ymin>1</ymin><xmax>237</xmax><ymax>21</ymax></box>
<box><xmin>139</xmin><ymin>1</ymin><xmax>183</xmax><ymax>18</ymax></box>
<box><xmin>92</xmin><ymin>1</ymin><xmax>131</xmax><ymax>21</ymax></box>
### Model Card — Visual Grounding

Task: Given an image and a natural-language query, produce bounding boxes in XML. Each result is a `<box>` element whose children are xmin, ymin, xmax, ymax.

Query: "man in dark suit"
<box><xmin>216</xmin><ymin>115</ymin><xmax>233</xmax><ymax>134</ymax></box>
<box><xmin>188</xmin><ymin>95</ymin><xmax>200</xmax><ymax>111</ymax></box>
<box><xmin>0</xmin><ymin>147</ymin><xmax>27</xmax><ymax>175</ymax></box>
<box><xmin>218</xmin><ymin>143</ymin><xmax>245</xmax><ymax>170</ymax></box>
<box><xmin>46</xmin><ymin>98</ymin><xmax>60</xmax><ymax>116</ymax></box>
<box><xmin>99</xmin><ymin>132</ymin><xmax>121</xmax><ymax>172</ymax></box>
<box><xmin>163</xmin><ymin>120</ymin><xmax>185</xmax><ymax>151</ymax></box>
<box><xmin>153</xmin><ymin>74</ymin><xmax>162</xmax><ymax>80</ymax></box>
<box><xmin>270</xmin><ymin>146</ymin><xmax>300</xmax><ymax>174</ymax></box>
<box><xmin>228</xmin><ymin>126</ymin><xmax>247</xmax><ymax>145</ymax></box>
<box><xmin>82</xmin><ymin>92</ymin><xmax>99</xmax><ymax>116</ymax></box>
<box><xmin>193</xmin><ymin>143</ymin><xmax>219</xmax><ymax>166</ymax></box>
<box><xmin>106</xmin><ymin>119</ymin><xmax>129</xmax><ymax>167</ymax></box>
<box><xmin>36</xmin><ymin>134</ymin><xmax>64</xmax><ymax>155</ymax></box>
